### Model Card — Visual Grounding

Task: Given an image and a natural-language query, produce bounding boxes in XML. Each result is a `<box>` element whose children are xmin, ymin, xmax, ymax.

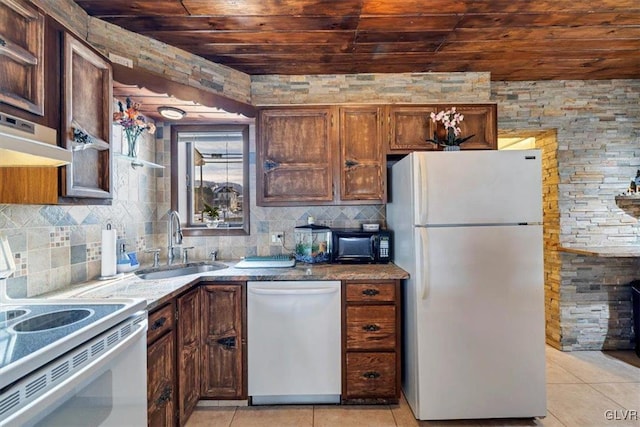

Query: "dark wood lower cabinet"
<box><xmin>201</xmin><ymin>284</ymin><xmax>246</xmax><ymax>399</ymax></box>
<box><xmin>147</xmin><ymin>303</ymin><xmax>177</xmax><ymax>427</ymax></box>
<box><xmin>177</xmin><ymin>288</ymin><xmax>201</xmax><ymax>426</ymax></box>
<box><xmin>345</xmin><ymin>352</ymin><xmax>397</xmax><ymax>399</ymax></box>
<box><xmin>149</xmin><ymin>284</ymin><xmax>246</xmax><ymax>426</ymax></box>
<box><xmin>148</xmin><ymin>279</ymin><xmax>401</xmax><ymax>425</ymax></box>
<box><xmin>342</xmin><ymin>280</ymin><xmax>401</xmax><ymax>404</ymax></box>
<box><xmin>148</xmin><ymin>332</ymin><xmax>176</xmax><ymax>426</ymax></box>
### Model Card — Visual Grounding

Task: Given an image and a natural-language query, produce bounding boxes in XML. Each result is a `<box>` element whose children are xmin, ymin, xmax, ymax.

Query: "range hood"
<box><xmin>0</xmin><ymin>113</ymin><xmax>72</xmax><ymax>167</ymax></box>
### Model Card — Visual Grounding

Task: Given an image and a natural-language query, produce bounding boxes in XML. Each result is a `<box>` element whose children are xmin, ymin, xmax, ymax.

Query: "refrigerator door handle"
<box><xmin>419</xmin><ymin>228</ymin><xmax>430</xmax><ymax>300</ymax></box>
<box><xmin>416</xmin><ymin>156</ymin><xmax>428</xmax><ymax>224</ymax></box>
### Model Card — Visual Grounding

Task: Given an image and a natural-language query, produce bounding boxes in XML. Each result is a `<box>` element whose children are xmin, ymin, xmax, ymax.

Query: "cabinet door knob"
<box><xmin>151</xmin><ymin>317</ymin><xmax>167</xmax><ymax>331</ymax></box>
<box><xmin>363</xmin><ymin>324</ymin><xmax>381</xmax><ymax>332</ymax></box>
<box><xmin>363</xmin><ymin>371</ymin><xmax>381</xmax><ymax>379</ymax></box>
<box><xmin>362</xmin><ymin>288</ymin><xmax>379</xmax><ymax>296</ymax></box>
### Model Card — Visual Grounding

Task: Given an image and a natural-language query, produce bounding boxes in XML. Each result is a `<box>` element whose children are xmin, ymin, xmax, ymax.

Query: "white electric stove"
<box><xmin>0</xmin><ymin>236</ymin><xmax>148</xmax><ymax>426</ymax></box>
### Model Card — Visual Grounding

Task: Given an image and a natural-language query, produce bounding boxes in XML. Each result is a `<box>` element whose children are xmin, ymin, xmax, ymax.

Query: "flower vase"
<box><xmin>124</xmin><ymin>129</ymin><xmax>139</xmax><ymax>158</ymax></box>
<box><xmin>443</xmin><ymin>145</ymin><xmax>461</xmax><ymax>151</ymax></box>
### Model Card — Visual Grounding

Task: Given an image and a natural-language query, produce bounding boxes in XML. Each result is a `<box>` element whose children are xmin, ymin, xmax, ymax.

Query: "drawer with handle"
<box><xmin>346</xmin><ymin>305</ymin><xmax>396</xmax><ymax>350</ymax></box>
<box><xmin>345</xmin><ymin>352</ymin><xmax>396</xmax><ymax>399</ymax></box>
<box><xmin>345</xmin><ymin>282</ymin><xmax>396</xmax><ymax>303</ymax></box>
<box><xmin>147</xmin><ymin>303</ymin><xmax>175</xmax><ymax>345</ymax></box>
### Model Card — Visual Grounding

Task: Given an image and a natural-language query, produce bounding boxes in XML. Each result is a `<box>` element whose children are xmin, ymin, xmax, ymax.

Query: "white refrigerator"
<box><xmin>387</xmin><ymin>150</ymin><xmax>546</xmax><ymax>420</ymax></box>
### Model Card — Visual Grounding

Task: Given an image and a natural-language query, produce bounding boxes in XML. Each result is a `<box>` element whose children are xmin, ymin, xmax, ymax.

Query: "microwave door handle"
<box><xmin>371</xmin><ymin>235</ymin><xmax>380</xmax><ymax>261</ymax></box>
<box><xmin>369</xmin><ymin>236</ymin><xmax>376</xmax><ymax>261</ymax></box>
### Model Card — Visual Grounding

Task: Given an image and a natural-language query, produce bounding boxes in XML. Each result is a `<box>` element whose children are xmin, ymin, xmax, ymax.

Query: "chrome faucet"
<box><xmin>167</xmin><ymin>210</ymin><xmax>183</xmax><ymax>265</ymax></box>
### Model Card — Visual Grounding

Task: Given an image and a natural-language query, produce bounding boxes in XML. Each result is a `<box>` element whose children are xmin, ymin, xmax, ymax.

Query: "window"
<box><xmin>172</xmin><ymin>125</ymin><xmax>250</xmax><ymax>236</ymax></box>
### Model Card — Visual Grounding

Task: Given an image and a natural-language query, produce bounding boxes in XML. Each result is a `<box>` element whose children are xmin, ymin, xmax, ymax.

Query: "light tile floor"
<box><xmin>185</xmin><ymin>346</ymin><xmax>640</xmax><ymax>427</ymax></box>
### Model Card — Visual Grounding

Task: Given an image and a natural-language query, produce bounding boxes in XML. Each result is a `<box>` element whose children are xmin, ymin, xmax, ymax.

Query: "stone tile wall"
<box><xmin>537</xmin><ymin>131</ymin><xmax>563</xmax><ymax>349</ymax></box>
<box><xmin>559</xmin><ymin>254</ymin><xmax>639</xmax><ymax>350</ymax></box>
<box><xmin>494</xmin><ymin>80</ymin><xmax>640</xmax><ymax>350</ymax></box>
<box><xmin>251</xmin><ymin>73</ymin><xmax>491</xmax><ymax>105</ymax></box>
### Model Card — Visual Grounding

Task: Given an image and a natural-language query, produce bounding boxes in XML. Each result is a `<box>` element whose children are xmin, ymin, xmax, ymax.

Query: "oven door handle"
<box><xmin>2</xmin><ymin>317</ymin><xmax>148</xmax><ymax>427</ymax></box>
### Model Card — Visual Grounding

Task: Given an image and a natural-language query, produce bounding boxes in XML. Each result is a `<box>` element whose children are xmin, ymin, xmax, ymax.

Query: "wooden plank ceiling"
<box><xmin>74</xmin><ymin>0</ymin><xmax>640</xmax><ymax>81</ymax></box>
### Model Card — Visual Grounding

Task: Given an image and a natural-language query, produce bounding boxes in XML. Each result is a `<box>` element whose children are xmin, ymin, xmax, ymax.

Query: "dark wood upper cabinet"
<box><xmin>387</xmin><ymin>104</ymin><xmax>497</xmax><ymax>152</ymax></box>
<box><xmin>0</xmin><ymin>0</ymin><xmax>45</xmax><ymax>116</ymax></box>
<box><xmin>339</xmin><ymin>106</ymin><xmax>386</xmax><ymax>203</ymax></box>
<box><xmin>257</xmin><ymin>107</ymin><xmax>336</xmax><ymax>206</ymax></box>
<box><xmin>257</xmin><ymin>105</ymin><xmax>386</xmax><ymax>206</ymax></box>
<box><xmin>387</xmin><ymin>105</ymin><xmax>438</xmax><ymax>152</ymax></box>
<box><xmin>0</xmin><ymin>16</ymin><xmax>114</xmax><ymax>205</ymax></box>
<box><xmin>452</xmin><ymin>104</ymin><xmax>497</xmax><ymax>150</ymax></box>
<box><xmin>60</xmin><ymin>33</ymin><xmax>112</xmax><ymax>199</ymax></box>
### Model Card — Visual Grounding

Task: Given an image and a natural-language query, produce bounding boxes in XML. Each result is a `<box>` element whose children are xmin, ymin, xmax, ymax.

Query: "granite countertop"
<box><xmin>558</xmin><ymin>246</ymin><xmax>640</xmax><ymax>258</ymax></box>
<box><xmin>44</xmin><ymin>261</ymin><xmax>409</xmax><ymax>311</ymax></box>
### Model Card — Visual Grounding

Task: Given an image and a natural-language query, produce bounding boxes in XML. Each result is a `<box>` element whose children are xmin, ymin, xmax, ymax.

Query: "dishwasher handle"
<box><xmin>249</xmin><ymin>287</ymin><xmax>339</xmax><ymax>296</ymax></box>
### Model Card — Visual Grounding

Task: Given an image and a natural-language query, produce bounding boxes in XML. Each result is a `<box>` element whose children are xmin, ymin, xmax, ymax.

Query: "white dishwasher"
<box><xmin>247</xmin><ymin>280</ymin><xmax>341</xmax><ymax>404</ymax></box>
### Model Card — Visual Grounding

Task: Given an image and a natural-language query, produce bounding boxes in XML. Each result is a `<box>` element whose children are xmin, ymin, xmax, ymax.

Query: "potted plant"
<box><xmin>202</xmin><ymin>202</ymin><xmax>222</xmax><ymax>228</ymax></box>
<box><xmin>426</xmin><ymin>107</ymin><xmax>474</xmax><ymax>150</ymax></box>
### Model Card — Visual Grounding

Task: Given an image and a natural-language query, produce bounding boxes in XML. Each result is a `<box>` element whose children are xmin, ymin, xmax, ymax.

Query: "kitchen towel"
<box><xmin>101</xmin><ymin>226</ymin><xmax>117</xmax><ymax>278</ymax></box>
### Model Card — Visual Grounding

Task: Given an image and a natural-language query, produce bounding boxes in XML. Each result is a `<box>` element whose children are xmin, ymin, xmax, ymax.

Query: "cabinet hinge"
<box><xmin>175</xmin><ymin>307</ymin><xmax>179</xmax><ymax>320</ymax></box>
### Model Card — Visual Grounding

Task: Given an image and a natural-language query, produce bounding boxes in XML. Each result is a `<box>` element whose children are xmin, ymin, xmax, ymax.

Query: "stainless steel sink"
<box><xmin>135</xmin><ymin>262</ymin><xmax>228</xmax><ymax>280</ymax></box>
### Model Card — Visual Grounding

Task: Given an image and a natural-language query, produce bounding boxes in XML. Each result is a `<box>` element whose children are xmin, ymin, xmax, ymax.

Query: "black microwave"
<box><xmin>331</xmin><ymin>229</ymin><xmax>391</xmax><ymax>264</ymax></box>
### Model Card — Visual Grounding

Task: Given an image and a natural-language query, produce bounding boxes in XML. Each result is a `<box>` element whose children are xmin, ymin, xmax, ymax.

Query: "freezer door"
<box><xmin>414</xmin><ymin>225</ymin><xmax>546</xmax><ymax>420</ymax></box>
<box><xmin>413</xmin><ymin>150</ymin><xmax>542</xmax><ymax>225</ymax></box>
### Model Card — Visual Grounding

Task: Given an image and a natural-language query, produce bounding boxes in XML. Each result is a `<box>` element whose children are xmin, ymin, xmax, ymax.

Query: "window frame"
<box><xmin>171</xmin><ymin>124</ymin><xmax>250</xmax><ymax>236</ymax></box>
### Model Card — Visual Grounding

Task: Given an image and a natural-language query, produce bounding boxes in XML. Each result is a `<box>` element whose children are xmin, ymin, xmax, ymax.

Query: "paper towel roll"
<box><xmin>101</xmin><ymin>228</ymin><xmax>117</xmax><ymax>278</ymax></box>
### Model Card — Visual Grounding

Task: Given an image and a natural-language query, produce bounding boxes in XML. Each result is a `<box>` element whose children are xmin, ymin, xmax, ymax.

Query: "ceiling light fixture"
<box><xmin>157</xmin><ymin>106</ymin><xmax>186</xmax><ymax>120</ymax></box>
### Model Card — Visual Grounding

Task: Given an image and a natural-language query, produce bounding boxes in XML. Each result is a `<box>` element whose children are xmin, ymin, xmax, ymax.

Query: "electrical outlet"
<box><xmin>271</xmin><ymin>232</ymin><xmax>283</xmax><ymax>244</ymax></box>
